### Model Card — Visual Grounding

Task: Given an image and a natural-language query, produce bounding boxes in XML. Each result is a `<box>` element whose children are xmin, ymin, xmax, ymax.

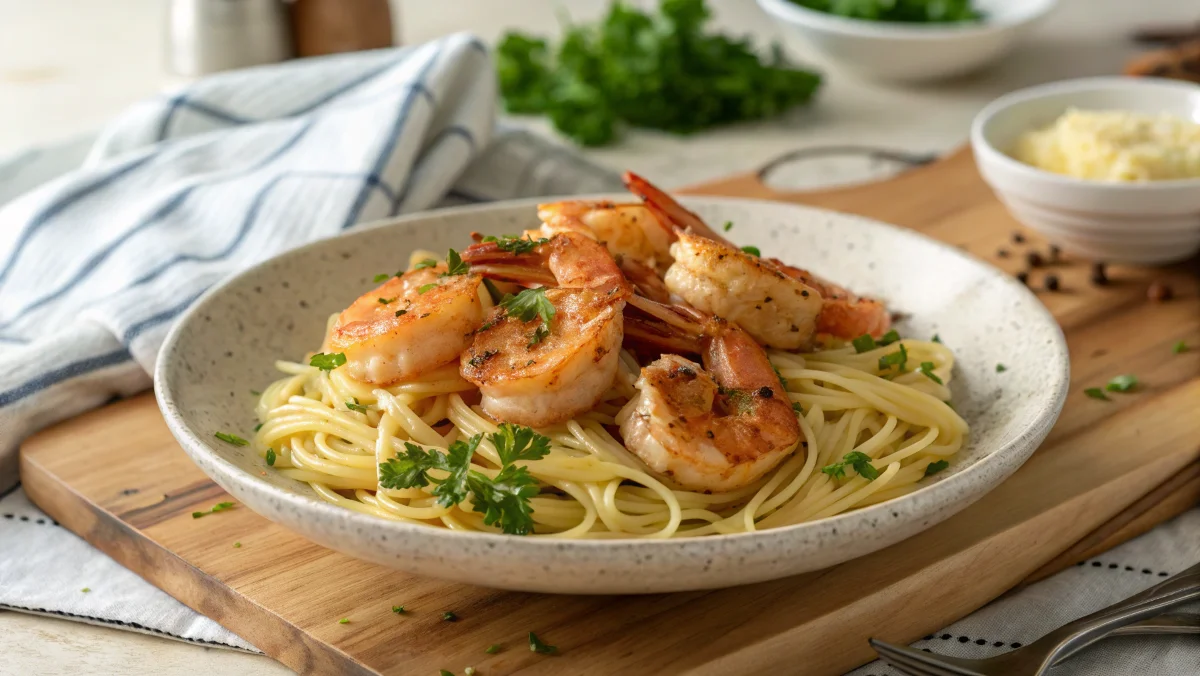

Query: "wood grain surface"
<box><xmin>20</xmin><ymin>149</ymin><xmax>1200</xmax><ymax>675</ymax></box>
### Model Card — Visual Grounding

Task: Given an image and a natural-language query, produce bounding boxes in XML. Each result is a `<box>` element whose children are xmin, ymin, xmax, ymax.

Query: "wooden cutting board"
<box><xmin>20</xmin><ymin>149</ymin><xmax>1200</xmax><ymax>676</ymax></box>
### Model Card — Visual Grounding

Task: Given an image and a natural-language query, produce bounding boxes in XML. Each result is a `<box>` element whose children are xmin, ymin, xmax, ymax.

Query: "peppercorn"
<box><xmin>1044</xmin><ymin>274</ymin><xmax>1060</xmax><ymax>291</ymax></box>
<box><xmin>1090</xmin><ymin>262</ymin><xmax>1108</xmax><ymax>286</ymax></box>
<box><xmin>1026</xmin><ymin>251</ymin><xmax>1043</xmax><ymax>268</ymax></box>
<box><xmin>997</xmin><ymin>248</ymin><xmax>1010</xmax><ymax>258</ymax></box>
<box><xmin>1016</xmin><ymin>271</ymin><xmax>1029</xmax><ymax>285</ymax></box>
<box><xmin>1012</xmin><ymin>232</ymin><xmax>1026</xmax><ymax>244</ymax></box>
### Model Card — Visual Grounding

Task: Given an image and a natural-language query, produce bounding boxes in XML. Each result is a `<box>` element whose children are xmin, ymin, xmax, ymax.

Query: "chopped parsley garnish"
<box><xmin>250</xmin><ymin>389</ymin><xmax>262</xmax><ymax>396</ymax></box>
<box><xmin>485</xmin><ymin>644</ymin><xmax>502</xmax><ymax>654</ymax></box>
<box><xmin>377</xmin><ymin>296</ymin><xmax>396</xmax><ymax>305</ymax></box>
<box><xmin>309</xmin><ymin>352</ymin><xmax>346</xmax><ymax>370</ymax></box>
<box><xmin>254</xmin><ymin>422</ymin><xmax>263</xmax><ymax>432</ymax></box>
<box><xmin>395</xmin><ymin>309</ymin><xmax>408</xmax><ymax>317</ymax></box>
<box><xmin>482</xmin><ymin>278</ymin><xmax>505</xmax><ymax>304</ymax></box>
<box><xmin>773</xmin><ymin>365</ymin><xmax>788</xmax><ymax>390</ymax></box>
<box><xmin>931</xmin><ymin>334</ymin><xmax>942</xmax><ymax>344</ymax></box>
<box><xmin>529</xmin><ymin>631</ymin><xmax>558</xmax><ymax>655</ymax></box>
<box><xmin>413</xmin><ymin>258</ymin><xmax>438</xmax><ymax>270</ymax></box>
<box><xmin>483</xmin><ymin>234</ymin><xmax>548</xmax><ymax>254</ymax></box>
<box><xmin>852</xmin><ymin>334</ymin><xmax>876</xmax><ymax>353</ymax></box>
<box><xmin>1106</xmin><ymin>374</ymin><xmax>1138</xmax><ymax>392</ymax></box>
<box><xmin>81</xmin><ymin>587</ymin><xmax>90</xmax><ymax>593</ymax></box>
<box><xmin>878</xmin><ymin>343</ymin><xmax>908</xmax><ymax>373</ymax></box>
<box><xmin>792</xmin><ymin>401</ymin><xmax>803</xmax><ymax>415</ymax></box>
<box><xmin>417</xmin><ymin>283</ymin><xmax>438</xmax><ymax>294</ymax></box>
<box><xmin>1084</xmin><ymin>387</ymin><xmax>1109</xmax><ymax>401</ymax></box>
<box><xmin>439</xmin><ymin>671</ymin><xmax>453</xmax><ymax>676</ymax></box>
<box><xmin>392</xmin><ymin>605</ymin><xmax>406</xmax><ymax>614</ymax></box>
<box><xmin>372</xmin><ymin>273</ymin><xmax>390</xmax><ymax>283</ymax></box>
<box><xmin>821</xmin><ymin>451</ymin><xmax>879</xmax><ymax>481</ymax></box>
<box><xmin>233</xmin><ymin>542</ymin><xmax>242</xmax><ymax>548</ymax></box>
<box><xmin>528</xmin><ymin>324</ymin><xmax>551</xmax><ymax>347</ymax></box>
<box><xmin>265</xmin><ymin>448</ymin><xmax>276</xmax><ymax>466</ymax></box>
<box><xmin>467</xmin><ymin>350</ymin><xmax>498</xmax><ymax>368</ymax></box>
<box><xmin>441</xmin><ymin>248</ymin><xmax>470</xmax><ymax>276</ymax></box>
<box><xmin>214</xmin><ymin>432</ymin><xmax>248</xmax><ymax>446</ymax></box>
<box><xmin>924</xmin><ymin>460</ymin><xmax>949</xmax><ymax>476</ymax></box>
<box><xmin>443</xmin><ymin>611</ymin><xmax>458</xmax><ymax>622</ymax></box>
<box><xmin>192</xmin><ymin>501</ymin><xmax>235</xmax><ymax>519</ymax></box>
<box><xmin>346</xmin><ymin>398</ymin><xmax>368</xmax><ymax>413</ymax></box>
<box><xmin>339</xmin><ymin>618</ymin><xmax>350</xmax><ymax>625</ymax></box>
<box><xmin>741</xmin><ymin>246</ymin><xmax>761</xmax><ymax>257</ymax></box>
<box><xmin>379</xmin><ymin>426</ymin><xmax>549</xmax><ymax>535</ymax></box>
<box><xmin>1173</xmin><ymin>340</ymin><xmax>1189</xmax><ymax>354</ymax></box>
<box><xmin>723</xmin><ymin>221</ymin><xmax>733</xmax><ymax>232</ymax></box>
<box><xmin>500</xmin><ymin>287</ymin><xmax>556</xmax><ymax>329</ymax></box>
<box><xmin>918</xmin><ymin>361</ymin><xmax>942</xmax><ymax>385</ymax></box>
<box><xmin>877</xmin><ymin>329</ymin><xmax>900</xmax><ymax>346</ymax></box>
<box><xmin>995</xmin><ymin>363</ymin><xmax>1007</xmax><ymax>373</ymax></box>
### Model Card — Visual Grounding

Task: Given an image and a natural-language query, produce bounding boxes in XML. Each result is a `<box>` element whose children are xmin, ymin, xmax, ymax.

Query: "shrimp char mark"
<box><xmin>459</xmin><ymin>232</ymin><xmax>632</xmax><ymax>429</ymax></box>
<box><xmin>619</xmin><ymin>301</ymin><xmax>803</xmax><ymax>493</ymax></box>
<box><xmin>330</xmin><ymin>260</ymin><xmax>485</xmax><ymax>386</ymax></box>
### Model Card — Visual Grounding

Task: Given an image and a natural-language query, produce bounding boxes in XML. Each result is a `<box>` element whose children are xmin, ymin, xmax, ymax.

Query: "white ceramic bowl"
<box><xmin>155</xmin><ymin>197</ymin><xmax>1069</xmax><ymax>594</ymax></box>
<box><xmin>756</xmin><ymin>0</ymin><xmax>1056</xmax><ymax>82</ymax></box>
<box><xmin>972</xmin><ymin>77</ymin><xmax>1200</xmax><ymax>265</ymax></box>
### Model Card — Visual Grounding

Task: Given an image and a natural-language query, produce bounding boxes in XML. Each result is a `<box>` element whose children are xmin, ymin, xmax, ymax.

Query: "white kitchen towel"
<box><xmin>0</xmin><ymin>32</ymin><xmax>623</xmax><ymax>650</ymax></box>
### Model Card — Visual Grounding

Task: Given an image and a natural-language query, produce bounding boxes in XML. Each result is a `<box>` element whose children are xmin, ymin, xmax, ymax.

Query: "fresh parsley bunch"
<box><xmin>497</xmin><ymin>0</ymin><xmax>822</xmax><ymax>146</ymax></box>
<box><xmin>788</xmin><ymin>0</ymin><xmax>981</xmax><ymax>23</ymax></box>
<box><xmin>378</xmin><ymin>423</ymin><xmax>552</xmax><ymax>535</ymax></box>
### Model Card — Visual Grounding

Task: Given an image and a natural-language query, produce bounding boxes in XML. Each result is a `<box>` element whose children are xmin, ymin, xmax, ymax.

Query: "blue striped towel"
<box><xmin>0</xmin><ymin>33</ymin><xmax>621</xmax><ymax>648</ymax></box>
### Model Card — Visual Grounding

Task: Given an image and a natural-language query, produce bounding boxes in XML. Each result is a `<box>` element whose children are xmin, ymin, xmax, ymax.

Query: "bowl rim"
<box><xmin>154</xmin><ymin>195</ymin><xmax>1070</xmax><ymax>557</ymax></box>
<box><xmin>971</xmin><ymin>76</ymin><xmax>1200</xmax><ymax>191</ymax></box>
<box><xmin>755</xmin><ymin>0</ymin><xmax>1057</xmax><ymax>39</ymax></box>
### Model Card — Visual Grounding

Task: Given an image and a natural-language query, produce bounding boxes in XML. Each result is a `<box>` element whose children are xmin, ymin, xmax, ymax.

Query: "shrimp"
<box><xmin>618</xmin><ymin>304</ymin><xmax>802</xmax><ymax>493</ymax></box>
<box><xmin>459</xmin><ymin>232</ymin><xmax>632</xmax><ymax>428</ymax></box>
<box><xmin>329</xmin><ymin>264</ymin><xmax>484</xmax><ymax>385</ymax></box>
<box><xmin>624</xmin><ymin>170</ymin><xmax>891</xmax><ymax>344</ymax></box>
<box><xmin>536</xmin><ymin>200</ymin><xmax>674</xmax><ymax>271</ymax></box>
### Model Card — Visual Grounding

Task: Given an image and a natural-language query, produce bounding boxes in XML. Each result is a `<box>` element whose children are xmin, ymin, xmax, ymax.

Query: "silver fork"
<box><xmin>869</xmin><ymin>560</ymin><xmax>1200</xmax><ymax>676</ymax></box>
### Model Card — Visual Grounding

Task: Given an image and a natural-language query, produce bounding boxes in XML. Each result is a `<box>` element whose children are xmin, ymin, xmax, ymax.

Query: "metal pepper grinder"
<box><xmin>166</xmin><ymin>0</ymin><xmax>295</xmax><ymax>76</ymax></box>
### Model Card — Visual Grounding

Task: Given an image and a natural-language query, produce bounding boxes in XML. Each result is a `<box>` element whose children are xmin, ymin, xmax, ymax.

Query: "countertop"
<box><xmin>0</xmin><ymin>0</ymin><xmax>1193</xmax><ymax>673</ymax></box>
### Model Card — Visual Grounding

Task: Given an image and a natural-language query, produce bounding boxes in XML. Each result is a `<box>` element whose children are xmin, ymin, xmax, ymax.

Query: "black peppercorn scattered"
<box><xmin>1026</xmin><ymin>251</ymin><xmax>1043</xmax><ymax>268</ymax></box>
<box><xmin>1012</xmin><ymin>231</ymin><xmax>1026</xmax><ymax>244</ymax></box>
<box><xmin>1090</xmin><ymin>262</ymin><xmax>1108</xmax><ymax>286</ymax></box>
<box><xmin>1016</xmin><ymin>271</ymin><xmax>1029</xmax><ymax>285</ymax></box>
<box><xmin>1045</xmin><ymin>274</ymin><xmax>1060</xmax><ymax>291</ymax></box>
<box><xmin>997</xmin><ymin>248</ymin><xmax>1010</xmax><ymax>258</ymax></box>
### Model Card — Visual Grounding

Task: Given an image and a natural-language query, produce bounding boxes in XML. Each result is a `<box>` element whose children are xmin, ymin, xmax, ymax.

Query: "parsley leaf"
<box><xmin>309</xmin><ymin>352</ymin><xmax>346</xmax><ymax>371</ymax></box>
<box><xmin>852</xmin><ymin>334</ymin><xmax>877</xmax><ymax>353</ymax></box>
<box><xmin>417</xmin><ymin>283</ymin><xmax>438</xmax><ymax>294</ymax></box>
<box><xmin>346</xmin><ymin>398</ymin><xmax>368</xmax><ymax>413</ymax></box>
<box><xmin>741</xmin><ymin>246</ymin><xmax>761</xmax><ymax>257</ymax></box>
<box><xmin>996</xmin><ymin>363</ymin><xmax>1007</xmax><ymax>373</ymax></box>
<box><xmin>1173</xmin><ymin>340</ymin><xmax>1189</xmax><ymax>354</ymax></box>
<box><xmin>490</xmin><ymin>423</ymin><xmax>552</xmax><ymax>466</ymax></box>
<box><xmin>192</xmin><ymin>501</ymin><xmax>235</xmax><ymax>519</ymax></box>
<box><xmin>528</xmin><ymin>631</ymin><xmax>558</xmax><ymax>655</ymax></box>
<box><xmin>878</xmin><ymin>343</ymin><xmax>908</xmax><ymax>373</ymax></box>
<box><xmin>486</xmin><ymin>644</ymin><xmax>502</xmax><ymax>654</ymax></box>
<box><xmin>432</xmin><ymin>435</ymin><xmax>481</xmax><ymax>508</ymax></box>
<box><xmin>441</xmin><ymin>249</ymin><xmax>470</xmax><ymax>276</ymax></box>
<box><xmin>931</xmin><ymin>334</ymin><xmax>942</xmax><ymax>343</ymax></box>
<box><xmin>214</xmin><ymin>432</ymin><xmax>248</xmax><ymax>446</ymax></box>
<box><xmin>497</xmin><ymin>1</ymin><xmax>821</xmax><ymax>146</ymax></box>
<box><xmin>723</xmin><ymin>221</ymin><xmax>733</xmax><ymax>232</ymax></box>
<box><xmin>265</xmin><ymin>448</ymin><xmax>276</xmax><ymax>466</ymax></box>
<box><xmin>1084</xmin><ymin>387</ymin><xmax>1109</xmax><ymax>401</ymax></box>
<box><xmin>379</xmin><ymin>443</ymin><xmax>451</xmax><ymax>490</ymax></box>
<box><xmin>413</xmin><ymin>258</ymin><xmax>438</xmax><ymax>270</ymax></box>
<box><xmin>924</xmin><ymin>460</ymin><xmax>949</xmax><ymax>476</ymax></box>
<box><xmin>788</xmin><ymin>0</ymin><xmax>982</xmax><ymax>23</ymax></box>
<box><xmin>773</xmin><ymin>365</ymin><xmax>788</xmax><ymax>390</ymax></box>
<box><xmin>1106</xmin><ymin>374</ymin><xmax>1138</xmax><ymax>392</ymax></box>
<box><xmin>918</xmin><ymin>361</ymin><xmax>943</xmax><ymax>385</ymax></box>
<box><xmin>792</xmin><ymin>401</ymin><xmax>803</xmax><ymax>415</ymax></box>
<box><xmin>820</xmin><ymin>461</ymin><xmax>847</xmax><ymax>480</ymax></box>
<box><xmin>877</xmin><ymin>329</ymin><xmax>900</xmax><ymax>346</ymax></box>
<box><xmin>372</xmin><ymin>273</ymin><xmax>390</xmax><ymax>283</ymax></box>
<box><xmin>468</xmin><ymin>465</ymin><xmax>541</xmax><ymax>535</ymax></box>
<box><xmin>500</xmin><ymin>287</ymin><xmax>556</xmax><ymax>328</ymax></box>
<box><xmin>528</xmin><ymin>324</ymin><xmax>551</xmax><ymax>347</ymax></box>
<box><xmin>378</xmin><ymin>297</ymin><xmax>396</xmax><ymax>305</ymax></box>
<box><xmin>395</xmin><ymin>309</ymin><xmax>407</xmax><ymax>317</ymax></box>
<box><xmin>339</xmin><ymin>618</ymin><xmax>350</xmax><ymax>625</ymax></box>
<box><xmin>483</xmin><ymin>234</ymin><xmax>548</xmax><ymax>255</ymax></box>
<box><xmin>482</xmin><ymin>278</ymin><xmax>505</xmax><ymax>304</ymax></box>
<box><xmin>443</xmin><ymin>611</ymin><xmax>458</xmax><ymax>622</ymax></box>
<box><xmin>822</xmin><ymin>452</ymin><xmax>879</xmax><ymax>481</ymax></box>
<box><xmin>392</xmin><ymin>605</ymin><xmax>406</xmax><ymax>614</ymax></box>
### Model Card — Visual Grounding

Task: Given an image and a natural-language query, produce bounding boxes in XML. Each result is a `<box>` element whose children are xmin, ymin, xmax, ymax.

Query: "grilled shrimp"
<box><xmin>459</xmin><ymin>232</ymin><xmax>632</xmax><ymax>428</ymax></box>
<box><xmin>330</xmin><ymin>263</ymin><xmax>484</xmax><ymax>385</ymax></box>
<box><xmin>536</xmin><ymin>200</ymin><xmax>674</xmax><ymax>272</ymax></box>
<box><xmin>624</xmin><ymin>170</ymin><xmax>891</xmax><ymax>345</ymax></box>
<box><xmin>618</xmin><ymin>304</ymin><xmax>802</xmax><ymax>493</ymax></box>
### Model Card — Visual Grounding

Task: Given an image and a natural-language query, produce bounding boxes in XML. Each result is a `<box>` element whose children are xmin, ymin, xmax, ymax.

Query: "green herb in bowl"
<box><xmin>497</xmin><ymin>0</ymin><xmax>821</xmax><ymax>146</ymax></box>
<box><xmin>787</xmin><ymin>0</ymin><xmax>982</xmax><ymax>23</ymax></box>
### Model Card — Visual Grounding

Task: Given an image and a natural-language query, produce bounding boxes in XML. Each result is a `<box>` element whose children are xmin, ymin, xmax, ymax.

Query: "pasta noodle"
<box><xmin>253</xmin><ymin>319</ymin><xmax>968</xmax><ymax>538</ymax></box>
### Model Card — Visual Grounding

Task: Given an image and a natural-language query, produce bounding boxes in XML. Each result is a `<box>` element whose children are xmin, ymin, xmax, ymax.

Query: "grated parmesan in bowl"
<box><xmin>1012</xmin><ymin>108</ymin><xmax>1200</xmax><ymax>182</ymax></box>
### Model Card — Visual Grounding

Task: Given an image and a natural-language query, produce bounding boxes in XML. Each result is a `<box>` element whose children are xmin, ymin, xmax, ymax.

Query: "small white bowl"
<box><xmin>756</xmin><ymin>0</ymin><xmax>1056</xmax><ymax>82</ymax></box>
<box><xmin>971</xmin><ymin>77</ymin><xmax>1200</xmax><ymax>265</ymax></box>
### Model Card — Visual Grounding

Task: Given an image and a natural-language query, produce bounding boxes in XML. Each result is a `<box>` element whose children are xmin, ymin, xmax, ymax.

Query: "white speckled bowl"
<box><xmin>155</xmin><ymin>197</ymin><xmax>1068</xmax><ymax>594</ymax></box>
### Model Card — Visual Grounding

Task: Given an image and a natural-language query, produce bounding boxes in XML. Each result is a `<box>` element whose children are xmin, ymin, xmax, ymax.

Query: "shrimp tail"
<box><xmin>623</xmin><ymin>171</ymin><xmax>732</xmax><ymax>245</ymax></box>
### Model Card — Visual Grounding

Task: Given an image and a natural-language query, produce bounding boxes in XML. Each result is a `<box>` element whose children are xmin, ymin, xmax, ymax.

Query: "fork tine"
<box><xmin>869</xmin><ymin>639</ymin><xmax>972</xmax><ymax>676</ymax></box>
